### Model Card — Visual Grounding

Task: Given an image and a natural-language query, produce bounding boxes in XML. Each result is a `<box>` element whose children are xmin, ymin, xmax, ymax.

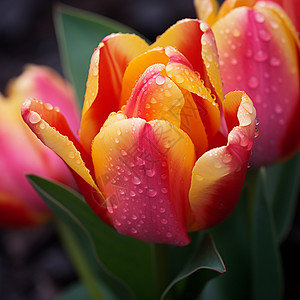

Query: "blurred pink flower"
<box><xmin>195</xmin><ymin>0</ymin><xmax>300</xmax><ymax>166</ymax></box>
<box><xmin>0</xmin><ymin>65</ymin><xmax>80</xmax><ymax>227</ymax></box>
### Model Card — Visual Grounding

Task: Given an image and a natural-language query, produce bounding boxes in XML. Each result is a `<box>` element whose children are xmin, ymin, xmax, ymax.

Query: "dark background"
<box><xmin>0</xmin><ymin>0</ymin><xmax>299</xmax><ymax>299</ymax></box>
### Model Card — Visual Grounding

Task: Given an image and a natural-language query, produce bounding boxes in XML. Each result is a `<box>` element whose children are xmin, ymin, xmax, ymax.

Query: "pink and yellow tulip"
<box><xmin>22</xmin><ymin>20</ymin><xmax>256</xmax><ymax>245</ymax></box>
<box><xmin>0</xmin><ymin>65</ymin><xmax>79</xmax><ymax>227</ymax></box>
<box><xmin>195</xmin><ymin>0</ymin><xmax>300</xmax><ymax>166</ymax></box>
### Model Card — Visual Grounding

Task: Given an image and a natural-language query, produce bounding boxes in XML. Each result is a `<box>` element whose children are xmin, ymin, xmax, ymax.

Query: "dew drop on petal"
<box><xmin>222</xmin><ymin>153</ymin><xmax>232</xmax><ymax>164</ymax></box>
<box><xmin>146</xmin><ymin>169</ymin><xmax>156</xmax><ymax>177</ymax></box>
<box><xmin>155</xmin><ymin>75</ymin><xmax>165</xmax><ymax>86</ymax></box>
<box><xmin>132</xmin><ymin>176</ymin><xmax>141</xmax><ymax>185</ymax></box>
<box><xmin>195</xmin><ymin>174</ymin><xmax>204</xmax><ymax>181</ymax></box>
<box><xmin>131</xmin><ymin>227</ymin><xmax>137</xmax><ymax>234</ymax></box>
<box><xmin>270</xmin><ymin>57</ymin><xmax>281</xmax><ymax>67</ymax></box>
<box><xmin>166</xmin><ymin>232</ymin><xmax>173</xmax><ymax>238</ymax></box>
<box><xmin>121</xmin><ymin>149</ymin><xmax>127</xmax><ymax>156</ymax></box>
<box><xmin>147</xmin><ymin>189</ymin><xmax>157</xmax><ymax>197</ymax></box>
<box><xmin>254</xmin><ymin>50</ymin><xmax>268</xmax><ymax>62</ymax></box>
<box><xmin>161</xmin><ymin>187</ymin><xmax>168</xmax><ymax>194</ymax></box>
<box><xmin>29</xmin><ymin>112</ymin><xmax>41</xmax><ymax>124</ymax></box>
<box><xmin>275</xmin><ymin>104</ymin><xmax>282</xmax><ymax>114</ymax></box>
<box><xmin>258</xmin><ymin>29</ymin><xmax>271</xmax><ymax>42</ymax></box>
<box><xmin>248</xmin><ymin>76</ymin><xmax>259</xmax><ymax>89</ymax></box>
<box><xmin>161</xmin><ymin>219</ymin><xmax>168</xmax><ymax>225</ymax></box>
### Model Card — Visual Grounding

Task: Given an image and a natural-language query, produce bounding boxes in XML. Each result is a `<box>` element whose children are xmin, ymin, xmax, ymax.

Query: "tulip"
<box><xmin>195</xmin><ymin>0</ymin><xmax>300</xmax><ymax>166</ymax></box>
<box><xmin>22</xmin><ymin>19</ymin><xmax>256</xmax><ymax>245</ymax></box>
<box><xmin>0</xmin><ymin>65</ymin><xmax>80</xmax><ymax>227</ymax></box>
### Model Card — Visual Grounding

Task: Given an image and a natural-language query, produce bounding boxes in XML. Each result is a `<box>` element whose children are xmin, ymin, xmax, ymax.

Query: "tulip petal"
<box><xmin>194</xmin><ymin>0</ymin><xmax>219</xmax><ymax>25</ymax></box>
<box><xmin>212</xmin><ymin>5</ymin><xmax>300</xmax><ymax>166</ymax></box>
<box><xmin>165</xmin><ymin>47</ymin><xmax>221</xmax><ymax>144</ymax></box>
<box><xmin>188</xmin><ymin>92</ymin><xmax>256</xmax><ymax>231</ymax></box>
<box><xmin>123</xmin><ymin>63</ymin><xmax>185</xmax><ymax>128</ymax></box>
<box><xmin>92</xmin><ymin>117</ymin><xmax>196</xmax><ymax>245</ymax></box>
<box><xmin>223</xmin><ymin>90</ymin><xmax>244</xmax><ymax>132</ymax></box>
<box><xmin>217</xmin><ymin>0</ymin><xmax>256</xmax><ymax>19</ymax></box>
<box><xmin>22</xmin><ymin>99</ymin><xmax>100</xmax><ymax>195</ymax></box>
<box><xmin>152</xmin><ymin>19</ymin><xmax>223</xmax><ymax>106</ymax></box>
<box><xmin>80</xmin><ymin>33</ymin><xmax>149</xmax><ymax>153</ymax></box>
<box><xmin>120</xmin><ymin>48</ymin><xmax>169</xmax><ymax>107</ymax></box>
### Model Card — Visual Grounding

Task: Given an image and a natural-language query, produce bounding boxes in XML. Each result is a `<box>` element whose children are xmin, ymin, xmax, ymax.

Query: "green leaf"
<box><xmin>27</xmin><ymin>175</ymin><xmax>155</xmax><ymax>300</ymax></box>
<box><xmin>199</xmin><ymin>191</ymin><xmax>252</xmax><ymax>300</ymax></box>
<box><xmin>265</xmin><ymin>151</ymin><xmax>300</xmax><ymax>242</ymax></box>
<box><xmin>28</xmin><ymin>175</ymin><xmax>227</xmax><ymax>300</ymax></box>
<box><xmin>161</xmin><ymin>233</ymin><xmax>226</xmax><ymax>300</ymax></box>
<box><xmin>56</xmin><ymin>220</ymin><xmax>124</xmax><ymax>300</ymax></box>
<box><xmin>54</xmin><ymin>4</ymin><xmax>144</xmax><ymax>108</ymax></box>
<box><xmin>251</xmin><ymin>170</ymin><xmax>283</xmax><ymax>300</ymax></box>
<box><xmin>55</xmin><ymin>282</ymin><xmax>91</xmax><ymax>300</ymax></box>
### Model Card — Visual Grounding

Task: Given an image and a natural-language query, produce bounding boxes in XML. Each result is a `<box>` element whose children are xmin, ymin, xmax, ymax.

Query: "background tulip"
<box><xmin>22</xmin><ymin>19</ymin><xmax>256</xmax><ymax>245</ymax></box>
<box><xmin>195</xmin><ymin>0</ymin><xmax>300</xmax><ymax>167</ymax></box>
<box><xmin>0</xmin><ymin>65</ymin><xmax>79</xmax><ymax>227</ymax></box>
<box><xmin>259</xmin><ymin>0</ymin><xmax>300</xmax><ymax>34</ymax></box>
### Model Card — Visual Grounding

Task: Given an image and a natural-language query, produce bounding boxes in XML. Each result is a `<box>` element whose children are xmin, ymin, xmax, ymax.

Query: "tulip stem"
<box><xmin>56</xmin><ymin>220</ymin><xmax>106</xmax><ymax>300</ymax></box>
<box><xmin>152</xmin><ymin>243</ymin><xmax>171</xmax><ymax>299</ymax></box>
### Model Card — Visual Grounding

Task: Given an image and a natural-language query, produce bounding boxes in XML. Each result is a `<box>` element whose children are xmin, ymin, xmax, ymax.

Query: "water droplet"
<box><xmin>150</xmin><ymin>97</ymin><xmax>157</xmax><ymax>104</ymax></box>
<box><xmin>248</xmin><ymin>76</ymin><xmax>259</xmax><ymax>89</ymax></box>
<box><xmin>44</xmin><ymin>103</ymin><xmax>53</xmax><ymax>110</ymax></box>
<box><xmin>130</xmin><ymin>191</ymin><xmax>136</xmax><ymax>197</ymax></box>
<box><xmin>231</xmin><ymin>58</ymin><xmax>238</xmax><ymax>65</ymax></box>
<box><xmin>146</xmin><ymin>169</ymin><xmax>156</xmax><ymax>177</ymax></box>
<box><xmin>279</xmin><ymin>118</ymin><xmax>285</xmax><ymax>125</ymax></box>
<box><xmin>68</xmin><ymin>151</ymin><xmax>75</xmax><ymax>159</ymax></box>
<box><xmin>233</xmin><ymin>29</ymin><xmax>240</xmax><ymax>37</ymax></box>
<box><xmin>255</xmin><ymin>128</ymin><xmax>259</xmax><ymax>138</ymax></box>
<box><xmin>147</xmin><ymin>189</ymin><xmax>157</xmax><ymax>197</ymax></box>
<box><xmin>270</xmin><ymin>57</ymin><xmax>281</xmax><ymax>67</ymax></box>
<box><xmin>166</xmin><ymin>232</ymin><xmax>172</xmax><ymax>238</ymax></box>
<box><xmin>214</xmin><ymin>161</ymin><xmax>222</xmax><ymax>169</ymax></box>
<box><xmin>29</xmin><ymin>112</ymin><xmax>41</xmax><ymax>124</ymax></box>
<box><xmin>131</xmin><ymin>227</ymin><xmax>137</xmax><ymax>234</ymax></box>
<box><xmin>255</xmin><ymin>12</ymin><xmax>265</xmax><ymax>23</ymax></box>
<box><xmin>114</xmin><ymin>137</ymin><xmax>120</xmax><ymax>143</ymax></box>
<box><xmin>117</xmin><ymin>128</ymin><xmax>122</xmax><ymax>136</ymax></box>
<box><xmin>155</xmin><ymin>75</ymin><xmax>165</xmax><ymax>85</ymax></box>
<box><xmin>161</xmin><ymin>187</ymin><xmax>168</xmax><ymax>194</ymax></box>
<box><xmin>275</xmin><ymin>104</ymin><xmax>282</xmax><ymax>114</ymax></box>
<box><xmin>115</xmin><ymin>220</ymin><xmax>121</xmax><ymax>226</ymax></box>
<box><xmin>258</xmin><ymin>29</ymin><xmax>271</xmax><ymax>42</ymax></box>
<box><xmin>254</xmin><ymin>50</ymin><xmax>268</xmax><ymax>62</ymax></box>
<box><xmin>222</xmin><ymin>153</ymin><xmax>232</xmax><ymax>164</ymax></box>
<box><xmin>195</xmin><ymin>174</ymin><xmax>204</xmax><ymax>181</ymax></box>
<box><xmin>175</xmin><ymin>74</ymin><xmax>184</xmax><ymax>84</ymax></box>
<box><xmin>200</xmin><ymin>22</ymin><xmax>209</xmax><ymax>32</ymax></box>
<box><xmin>121</xmin><ymin>149</ymin><xmax>127</xmax><ymax>156</ymax></box>
<box><xmin>39</xmin><ymin>123</ymin><xmax>46</xmax><ymax>130</ymax></box>
<box><xmin>159</xmin><ymin>207</ymin><xmax>166</xmax><ymax>213</ymax></box>
<box><xmin>132</xmin><ymin>176</ymin><xmax>141</xmax><ymax>185</ymax></box>
<box><xmin>107</xmin><ymin>205</ymin><xmax>114</xmax><ymax>214</ymax></box>
<box><xmin>132</xmin><ymin>214</ymin><xmax>137</xmax><ymax>220</ymax></box>
<box><xmin>161</xmin><ymin>219</ymin><xmax>168</xmax><ymax>225</ymax></box>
